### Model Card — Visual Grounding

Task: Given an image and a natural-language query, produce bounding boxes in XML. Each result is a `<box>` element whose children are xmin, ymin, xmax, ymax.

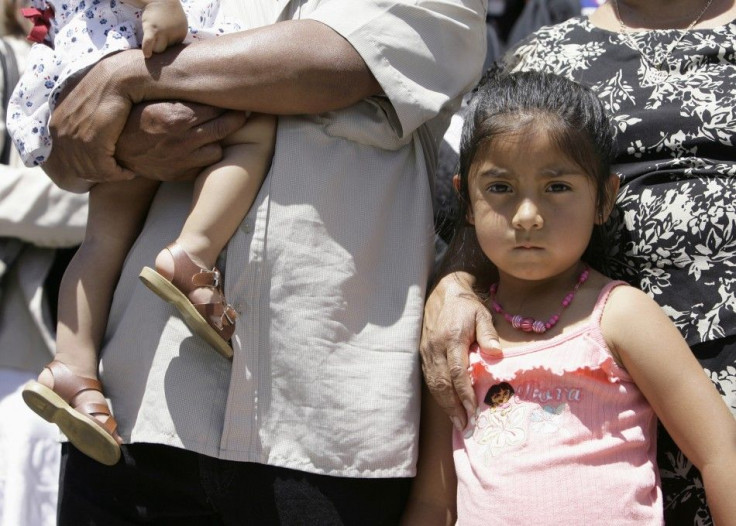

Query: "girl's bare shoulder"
<box><xmin>599</xmin><ymin>280</ymin><xmax>679</xmax><ymax>360</ymax></box>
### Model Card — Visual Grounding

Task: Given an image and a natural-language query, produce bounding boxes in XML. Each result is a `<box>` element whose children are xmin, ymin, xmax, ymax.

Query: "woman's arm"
<box><xmin>603</xmin><ymin>286</ymin><xmax>736</xmax><ymax>526</ymax></box>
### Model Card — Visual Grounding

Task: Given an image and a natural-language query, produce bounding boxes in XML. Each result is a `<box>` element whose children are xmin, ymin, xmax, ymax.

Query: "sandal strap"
<box><xmin>166</xmin><ymin>243</ymin><xmax>219</xmax><ymax>294</ymax></box>
<box><xmin>44</xmin><ymin>361</ymin><xmax>120</xmax><ymax>438</ymax></box>
<box><xmin>192</xmin><ymin>267</ymin><xmax>221</xmax><ymax>289</ymax></box>
<box><xmin>193</xmin><ymin>302</ymin><xmax>237</xmax><ymax>341</ymax></box>
<box><xmin>77</xmin><ymin>402</ymin><xmax>119</xmax><ymax>436</ymax></box>
<box><xmin>165</xmin><ymin>242</ymin><xmax>238</xmax><ymax>341</ymax></box>
<box><xmin>45</xmin><ymin>361</ymin><xmax>103</xmax><ymax>407</ymax></box>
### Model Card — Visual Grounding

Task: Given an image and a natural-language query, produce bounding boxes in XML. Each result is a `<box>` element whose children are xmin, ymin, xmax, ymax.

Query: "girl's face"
<box><xmin>491</xmin><ymin>389</ymin><xmax>511</xmax><ymax>406</ymax></box>
<box><xmin>465</xmin><ymin>126</ymin><xmax>609</xmax><ymax>282</ymax></box>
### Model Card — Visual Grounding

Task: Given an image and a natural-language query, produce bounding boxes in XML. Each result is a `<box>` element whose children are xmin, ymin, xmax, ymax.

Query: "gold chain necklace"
<box><xmin>612</xmin><ymin>0</ymin><xmax>714</xmax><ymax>83</ymax></box>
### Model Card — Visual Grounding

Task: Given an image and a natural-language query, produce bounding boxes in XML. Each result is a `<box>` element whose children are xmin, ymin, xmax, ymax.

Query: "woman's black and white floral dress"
<box><xmin>507</xmin><ymin>16</ymin><xmax>736</xmax><ymax>526</ymax></box>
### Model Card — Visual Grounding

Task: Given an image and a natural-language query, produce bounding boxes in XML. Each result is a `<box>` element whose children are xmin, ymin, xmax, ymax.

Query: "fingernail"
<box><xmin>463</xmin><ymin>404</ymin><xmax>476</xmax><ymax>431</ymax></box>
<box><xmin>451</xmin><ymin>417</ymin><xmax>464</xmax><ymax>432</ymax></box>
<box><xmin>480</xmin><ymin>340</ymin><xmax>503</xmax><ymax>357</ymax></box>
<box><xmin>463</xmin><ymin>424</ymin><xmax>475</xmax><ymax>439</ymax></box>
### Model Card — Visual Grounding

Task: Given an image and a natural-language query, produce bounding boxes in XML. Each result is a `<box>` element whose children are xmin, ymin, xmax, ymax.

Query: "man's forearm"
<box><xmin>119</xmin><ymin>19</ymin><xmax>381</xmax><ymax>114</ymax></box>
<box><xmin>42</xmin><ymin>18</ymin><xmax>381</xmax><ymax>188</ymax></box>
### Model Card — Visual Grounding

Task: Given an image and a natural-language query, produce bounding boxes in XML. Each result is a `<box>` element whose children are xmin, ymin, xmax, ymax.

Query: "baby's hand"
<box><xmin>140</xmin><ymin>0</ymin><xmax>188</xmax><ymax>58</ymax></box>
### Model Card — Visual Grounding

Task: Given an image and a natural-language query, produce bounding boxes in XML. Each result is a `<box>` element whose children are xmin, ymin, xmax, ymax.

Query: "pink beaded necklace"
<box><xmin>489</xmin><ymin>265</ymin><xmax>590</xmax><ymax>334</ymax></box>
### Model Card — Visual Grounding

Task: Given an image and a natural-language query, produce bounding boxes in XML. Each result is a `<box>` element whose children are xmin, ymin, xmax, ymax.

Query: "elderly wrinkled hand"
<box><xmin>44</xmin><ymin>52</ymin><xmax>137</xmax><ymax>189</ymax></box>
<box><xmin>116</xmin><ymin>101</ymin><xmax>246</xmax><ymax>181</ymax></box>
<box><xmin>42</xmin><ymin>50</ymin><xmax>247</xmax><ymax>190</ymax></box>
<box><xmin>420</xmin><ymin>272</ymin><xmax>500</xmax><ymax>432</ymax></box>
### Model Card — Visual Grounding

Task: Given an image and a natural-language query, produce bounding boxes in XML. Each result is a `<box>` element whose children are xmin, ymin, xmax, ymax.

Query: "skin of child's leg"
<box><xmin>154</xmin><ymin>113</ymin><xmax>276</xmax><ymax>306</ymax></box>
<box><xmin>44</xmin><ymin>177</ymin><xmax>160</xmax><ymax>424</ymax></box>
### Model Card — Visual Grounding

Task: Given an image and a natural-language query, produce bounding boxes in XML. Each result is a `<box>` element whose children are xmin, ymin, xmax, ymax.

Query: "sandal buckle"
<box><xmin>223</xmin><ymin>305</ymin><xmax>237</xmax><ymax>325</ymax></box>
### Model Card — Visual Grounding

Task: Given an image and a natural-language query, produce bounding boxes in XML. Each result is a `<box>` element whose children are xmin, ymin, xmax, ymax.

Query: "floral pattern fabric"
<box><xmin>506</xmin><ymin>16</ymin><xmax>736</xmax><ymax>525</ymax></box>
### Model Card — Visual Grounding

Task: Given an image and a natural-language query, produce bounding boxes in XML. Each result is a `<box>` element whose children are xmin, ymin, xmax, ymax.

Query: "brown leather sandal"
<box><xmin>22</xmin><ymin>361</ymin><xmax>121</xmax><ymax>466</ymax></box>
<box><xmin>139</xmin><ymin>243</ymin><xmax>236</xmax><ymax>359</ymax></box>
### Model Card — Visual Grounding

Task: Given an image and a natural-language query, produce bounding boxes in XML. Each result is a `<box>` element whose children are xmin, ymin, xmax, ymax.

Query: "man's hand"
<box><xmin>41</xmin><ymin>47</ymin><xmax>247</xmax><ymax>190</ymax></box>
<box><xmin>420</xmin><ymin>272</ymin><xmax>500</xmax><ymax>432</ymax></box>
<box><xmin>116</xmin><ymin>102</ymin><xmax>247</xmax><ymax>181</ymax></box>
<box><xmin>43</xmin><ymin>52</ymin><xmax>139</xmax><ymax>190</ymax></box>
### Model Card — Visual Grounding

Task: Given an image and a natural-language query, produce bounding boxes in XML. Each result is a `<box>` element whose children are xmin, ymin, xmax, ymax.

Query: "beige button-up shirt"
<box><xmin>101</xmin><ymin>0</ymin><xmax>486</xmax><ymax>477</ymax></box>
<box><xmin>0</xmin><ymin>36</ymin><xmax>88</xmax><ymax>372</ymax></box>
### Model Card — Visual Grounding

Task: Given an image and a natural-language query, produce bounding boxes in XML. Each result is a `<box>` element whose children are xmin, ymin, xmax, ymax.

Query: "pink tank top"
<box><xmin>454</xmin><ymin>282</ymin><xmax>663</xmax><ymax>525</ymax></box>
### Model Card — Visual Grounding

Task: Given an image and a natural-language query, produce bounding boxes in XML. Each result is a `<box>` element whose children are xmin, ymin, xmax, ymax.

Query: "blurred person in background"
<box><xmin>0</xmin><ymin>1</ymin><xmax>88</xmax><ymax>524</ymax></box>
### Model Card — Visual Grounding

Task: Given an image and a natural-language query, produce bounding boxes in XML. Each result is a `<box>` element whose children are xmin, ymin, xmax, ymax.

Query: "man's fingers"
<box><xmin>476</xmin><ymin>306</ymin><xmax>502</xmax><ymax>356</ymax></box>
<box><xmin>191</xmin><ymin>142</ymin><xmax>225</xmax><ymax>170</ymax></box>
<box><xmin>179</xmin><ymin>102</ymin><xmax>224</xmax><ymax>124</ymax></box>
<box><xmin>419</xmin><ymin>274</ymin><xmax>490</xmax><ymax>433</ymax></box>
<box><xmin>106</xmin><ymin>161</ymin><xmax>137</xmax><ymax>182</ymax></box>
<box><xmin>421</xmin><ymin>329</ymin><xmax>475</xmax><ymax>433</ymax></box>
<box><xmin>114</xmin><ymin>102</ymin><xmax>243</xmax><ymax>181</ymax></box>
<box><xmin>85</xmin><ymin>157</ymin><xmax>137</xmax><ymax>183</ymax></box>
<box><xmin>446</xmin><ymin>341</ymin><xmax>476</xmax><ymax>430</ymax></box>
<box><xmin>421</xmin><ymin>357</ymin><xmax>466</xmax><ymax>432</ymax></box>
<box><xmin>192</xmin><ymin>110</ymin><xmax>248</xmax><ymax>146</ymax></box>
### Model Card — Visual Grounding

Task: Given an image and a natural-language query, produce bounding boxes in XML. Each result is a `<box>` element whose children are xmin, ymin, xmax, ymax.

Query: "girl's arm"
<box><xmin>603</xmin><ymin>286</ymin><xmax>736</xmax><ymax>526</ymax></box>
<box><xmin>401</xmin><ymin>383</ymin><xmax>457</xmax><ymax>526</ymax></box>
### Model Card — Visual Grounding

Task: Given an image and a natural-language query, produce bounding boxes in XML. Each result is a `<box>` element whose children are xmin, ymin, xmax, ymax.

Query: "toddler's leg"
<box><xmin>55</xmin><ymin>178</ymin><xmax>159</xmax><ymax>376</ymax></box>
<box><xmin>142</xmin><ymin>114</ymin><xmax>276</xmax><ymax>356</ymax></box>
<box><xmin>164</xmin><ymin>113</ymin><xmax>276</xmax><ymax>271</ymax></box>
<box><xmin>26</xmin><ymin>178</ymin><xmax>159</xmax><ymax>465</ymax></box>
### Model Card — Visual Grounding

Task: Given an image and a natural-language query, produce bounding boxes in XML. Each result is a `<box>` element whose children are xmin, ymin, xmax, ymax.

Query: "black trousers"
<box><xmin>58</xmin><ymin>443</ymin><xmax>411</xmax><ymax>526</ymax></box>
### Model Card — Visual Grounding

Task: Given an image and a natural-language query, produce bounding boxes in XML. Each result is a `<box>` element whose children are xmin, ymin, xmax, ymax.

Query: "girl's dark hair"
<box><xmin>453</xmin><ymin>69</ymin><xmax>616</xmax><ymax>270</ymax></box>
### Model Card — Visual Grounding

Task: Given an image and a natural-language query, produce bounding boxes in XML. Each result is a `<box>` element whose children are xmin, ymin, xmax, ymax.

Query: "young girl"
<box><xmin>8</xmin><ymin>0</ymin><xmax>275</xmax><ymax>465</ymax></box>
<box><xmin>403</xmin><ymin>70</ymin><xmax>736</xmax><ymax>525</ymax></box>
